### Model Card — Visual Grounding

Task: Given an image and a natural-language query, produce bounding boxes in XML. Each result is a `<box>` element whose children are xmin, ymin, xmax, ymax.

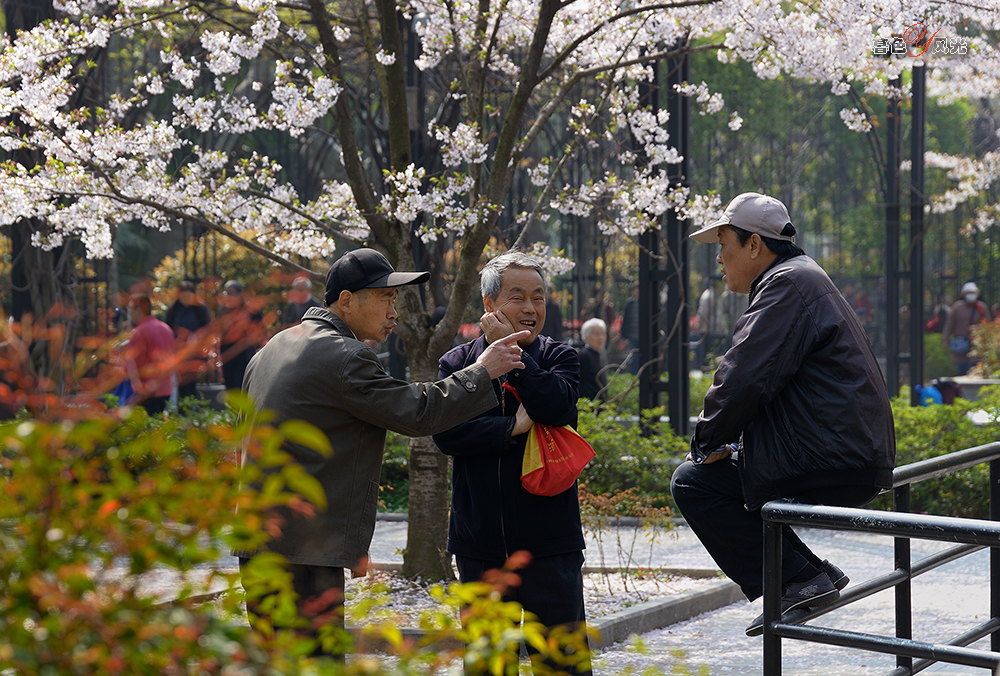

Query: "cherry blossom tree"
<box><xmin>0</xmin><ymin>0</ymin><xmax>997</xmax><ymax>577</ymax></box>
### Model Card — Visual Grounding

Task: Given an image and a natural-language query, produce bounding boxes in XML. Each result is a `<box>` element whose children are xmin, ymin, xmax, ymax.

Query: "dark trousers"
<box><xmin>456</xmin><ymin>551</ymin><xmax>591</xmax><ymax>676</ymax></box>
<box><xmin>141</xmin><ymin>395</ymin><xmax>169</xmax><ymax>415</ymax></box>
<box><xmin>222</xmin><ymin>347</ymin><xmax>254</xmax><ymax>391</ymax></box>
<box><xmin>176</xmin><ymin>380</ymin><xmax>199</xmax><ymax>401</ymax></box>
<box><xmin>670</xmin><ymin>458</ymin><xmax>879</xmax><ymax>601</ymax></box>
<box><xmin>238</xmin><ymin>558</ymin><xmax>346</xmax><ymax>657</ymax></box>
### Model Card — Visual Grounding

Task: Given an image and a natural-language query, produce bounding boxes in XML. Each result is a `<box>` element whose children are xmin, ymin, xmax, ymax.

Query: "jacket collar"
<box><xmin>475</xmin><ymin>332</ymin><xmax>545</xmax><ymax>369</ymax></box>
<box><xmin>748</xmin><ymin>254</ymin><xmax>802</xmax><ymax>301</ymax></box>
<box><xmin>302</xmin><ymin>306</ymin><xmax>357</xmax><ymax>340</ymax></box>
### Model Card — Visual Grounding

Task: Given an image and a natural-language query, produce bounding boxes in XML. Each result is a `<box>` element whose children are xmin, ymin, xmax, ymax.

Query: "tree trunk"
<box><xmin>9</xmin><ymin>219</ymin><xmax>77</xmax><ymax>389</ymax></box>
<box><xmin>400</xmin><ymin>360</ymin><xmax>455</xmax><ymax>580</ymax></box>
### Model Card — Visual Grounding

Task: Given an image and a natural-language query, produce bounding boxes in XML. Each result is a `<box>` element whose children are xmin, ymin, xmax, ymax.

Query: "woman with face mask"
<box><xmin>942</xmin><ymin>281</ymin><xmax>991</xmax><ymax>375</ymax></box>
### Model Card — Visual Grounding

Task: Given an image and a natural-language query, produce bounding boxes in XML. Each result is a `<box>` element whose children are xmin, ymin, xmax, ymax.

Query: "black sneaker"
<box><xmin>820</xmin><ymin>559</ymin><xmax>849</xmax><ymax>591</ymax></box>
<box><xmin>745</xmin><ymin>572</ymin><xmax>840</xmax><ymax>637</ymax></box>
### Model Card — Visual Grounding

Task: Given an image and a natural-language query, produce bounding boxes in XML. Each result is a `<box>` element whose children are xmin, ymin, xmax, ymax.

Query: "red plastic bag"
<box><xmin>521</xmin><ymin>422</ymin><xmax>596</xmax><ymax>496</ymax></box>
<box><xmin>503</xmin><ymin>382</ymin><xmax>596</xmax><ymax>496</ymax></box>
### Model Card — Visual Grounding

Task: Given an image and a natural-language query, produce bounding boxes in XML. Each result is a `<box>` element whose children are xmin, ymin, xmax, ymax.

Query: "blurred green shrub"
<box><xmin>0</xmin><ymin>394</ymin><xmax>602</xmax><ymax>674</ymax></box>
<box><xmin>869</xmin><ymin>388</ymin><xmax>1000</xmax><ymax>517</ymax></box>
<box><xmin>0</xmin><ymin>391</ymin><xmax>337</xmax><ymax>674</ymax></box>
<box><xmin>924</xmin><ymin>333</ymin><xmax>957</xmax><ymax>381</ymax></box>
<box><xmin>380</xmin><ymin>431</ymin><xmax>411</xmax><ymax>512</ymax></box>
<box><xmin>688</xmin><ymin>372</ymin><xmax>713</xmax><ymax>419</ymax></box>
<box><xmin>576</xmin><ymin>399</ymin><xmax>687</xmax><ymax>509</ymax></box>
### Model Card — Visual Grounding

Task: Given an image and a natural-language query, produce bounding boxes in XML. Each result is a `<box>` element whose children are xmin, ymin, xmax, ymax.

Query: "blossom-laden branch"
<box><xmin>0</xmin><ymin>0</ymin><xmax>994</xmax><ymax>269</ymax></box>
<box><xmin>901</xmin><ymin>146</ymin><xmax>1000</xmax><ymax>234</ymax></box>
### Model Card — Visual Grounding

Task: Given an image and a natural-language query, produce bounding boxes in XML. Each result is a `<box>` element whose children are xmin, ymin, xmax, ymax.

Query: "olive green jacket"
<box><xmin>238</xmin><ymin>307</ymin><xmax>497</xmax><ymax>568</ymax></box>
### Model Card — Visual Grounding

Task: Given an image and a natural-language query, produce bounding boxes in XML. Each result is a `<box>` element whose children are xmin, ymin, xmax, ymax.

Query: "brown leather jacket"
<box><xmin>237</xmin><ymin>307</ymin><xmax>497</xmax><ymax>568</ymax></box>
<box><xmin>691</xmin><ymin>255</ymin><xmax>895</xmax><ymax>510</ymax></box>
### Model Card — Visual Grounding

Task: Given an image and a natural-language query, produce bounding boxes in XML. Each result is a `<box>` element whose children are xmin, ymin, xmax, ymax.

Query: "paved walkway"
<box><xmin>369</xmin><ymin>519</ymin><xmax>994</xmax><ymax>675</ymax></box>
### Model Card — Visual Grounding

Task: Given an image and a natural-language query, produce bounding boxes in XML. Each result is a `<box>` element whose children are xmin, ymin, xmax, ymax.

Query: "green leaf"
<box><xmin>281</xmin><ymin>464</ymin><xmax>328</xmax><ymax>509</ymax></box>
<box><xmin>278</xmin><ymin>420</ymin><xmax>333</xmax><ymax>457</ymax></box>
<box><xmin>225</xmin><ymin>390</ymin><xmax>257</xmax><ymax>418</ymax></box>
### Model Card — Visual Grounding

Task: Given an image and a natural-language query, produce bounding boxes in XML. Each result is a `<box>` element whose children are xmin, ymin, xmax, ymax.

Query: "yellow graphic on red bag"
<box><xmin>521</xmin><ymin>423</ymin><xmax>596</xmax><ymax>496</ymax></box>
<box><xmin>502</xmin><ymin>381</ymin><xmax>596</xmax><ymax>496</ymax></box>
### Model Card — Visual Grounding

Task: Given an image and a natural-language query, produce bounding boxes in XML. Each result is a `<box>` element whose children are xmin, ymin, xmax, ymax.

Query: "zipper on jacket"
<box><xmin>499</xmin><ymin>456</ymin><xmax>509</xmax><ymax>558</ymax></box>
<box><xmin>498</xmin><ymin>379</ymin><xmax>510</xmax><ymax>557</ymax></box>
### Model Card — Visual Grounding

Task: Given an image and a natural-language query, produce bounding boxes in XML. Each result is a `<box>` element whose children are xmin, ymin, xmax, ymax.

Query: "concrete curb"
<box><xmin>375</xmin><ymin>512</ymin><xmax>690</xmax><ymax>528</ymax></box>
<box><xmin>369</xmin><ymin>561</ymin><xmax>718</xmax><ymax>578</ymax></box>
<box><xmin>588</xmin><ymin>579</ymin><xmax>743</xmax><ymax>650</ymax></box>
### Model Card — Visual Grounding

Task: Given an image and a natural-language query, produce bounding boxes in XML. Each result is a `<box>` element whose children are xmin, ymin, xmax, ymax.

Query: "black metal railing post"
<box><xmin>759</xmin><ymin>442</ymin><xmax>1000</xmax><ymax>675</ymax></box>
<box><xmin>763</xmin><ymin>518</ymin><xmax>783</xmax><ymax>675</ymax></box>
<box><xmin>992</xmin><ymin>458</ymin><xmax>1000</xmax><ymax>653</ymax></box>
<box><xmin>893</xmin><ymin>484</ymin><xmax>912</xmax><ymax>673</ymax></box>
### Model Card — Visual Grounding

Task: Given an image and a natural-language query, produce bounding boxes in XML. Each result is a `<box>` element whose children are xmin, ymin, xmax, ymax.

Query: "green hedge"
<box><xmin>380</xmin><ymin>385</ymin><xmax>1000</xmax><ymax>519</ymax></box>
<box><xmin>874</xmin><ymin>386</ymin><xmax>1000</xmax><ymax>517</ymax></box>
<box><xmin>575</xmin><ymin>399</ymin><xmax>687</xmax><ymax>509</ymax></box>
<box><xmin>379</xmin><ymin>431</ymin><xmax>411</xmax><ymax>512</ymax></box>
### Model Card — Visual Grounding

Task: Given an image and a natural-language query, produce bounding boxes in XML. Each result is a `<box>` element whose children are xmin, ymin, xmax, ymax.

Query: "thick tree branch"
<box><xmin>309</xmin><ymin>0</ymin><xmax>390</xmax><ymax>244</ymax></box>
<box><xmin>373</xmin><ymin>0</ymin><xmax>412</xmax><ymax>172</ymax></box>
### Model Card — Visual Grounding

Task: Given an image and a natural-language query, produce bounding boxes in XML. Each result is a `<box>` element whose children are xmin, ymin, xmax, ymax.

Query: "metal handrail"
<box><xmin>892</xmin><ymin>441</ymin><xmax>1000</xmax><ymax>486</ymax></box>
<box><xmin>760</xmin><ymin>443</ymin><xmax>1000</xmax><ymax>675</ymax></box>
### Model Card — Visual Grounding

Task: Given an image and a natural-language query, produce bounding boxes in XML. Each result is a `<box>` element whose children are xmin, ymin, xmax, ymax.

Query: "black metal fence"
<box><xmin>760</xmin><ymin>442</ymin><xmax>1000</xmax><ymax>675</ymax></box>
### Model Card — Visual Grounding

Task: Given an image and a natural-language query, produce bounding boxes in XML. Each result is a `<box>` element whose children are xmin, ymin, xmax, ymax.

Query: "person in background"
<box><xmin>281</xmin><ymin>274</ymin><xmax>321</xmax><ymax>328</ymax></box>
<box><xmin>217</xmin><ymin>280</ymin><xmax>265</xmax><ymax>391</ymax></box>
<box><xmin>840</xmin><ymin>280</ymin><xmax>871</xmax><ymax>323</ymax></box>
<box><xmin>164</xmin><ymin>280</ymin><xmax>211</xmax><ymax>401</ymax></box>
<box><xmin>942</xmin><ymin>281</ymin><xmax>991</xmax><ymax>376</ymax></box>
<box><xmin>577</xmin><ymin>318</ymin><xmax>607</xmax><ymax>402</ymax></box>
<box><xmin>541</xmin><ymin>283</ymin><xmax>564</xmax><ymax>342</ymax></box>
<box><xmin>925</xmin><ymin>298</ymin><xmax>950</xmax><ymax>333</ymax></box>
<box><xmin>695</xmin><ymin>280</ymin><xmax>726</xmax><ymax>369</ymax></box>
<box><xmin>620</xmin><ymin>283</ymin><xmax>640</xmax><ymax>375</ymax></box>
<box><xmin>720</xmin><ymin>284</ymin><xmax>749</xmax><ymax>345</ymax></box>
<box><xmin>125</xmin><ymin>293</ymin><xmax>176</xmax><ymax>414</ymax></box>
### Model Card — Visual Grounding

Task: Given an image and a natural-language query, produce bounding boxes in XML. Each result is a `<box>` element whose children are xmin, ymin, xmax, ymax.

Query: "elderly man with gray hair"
<box><xmin>434</xmin><ymin>250</ymin><xmax>591</xmax><ymax>676</ymax></box>
<box><xmin>577</xmin><ymin>318</ymin><xmax>607</xmax><ymax>401</ymax></box>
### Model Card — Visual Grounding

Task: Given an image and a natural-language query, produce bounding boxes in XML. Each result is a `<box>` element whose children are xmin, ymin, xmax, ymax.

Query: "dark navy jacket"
<box><xmin>434</xmin><ymin>334</ymin><xmax>586</xmax><ymax>561</ymax></box>
<box><xmin>691</xmin><ymin>255</ymin><xmax>895</xmax><ymax>510</ymax></box>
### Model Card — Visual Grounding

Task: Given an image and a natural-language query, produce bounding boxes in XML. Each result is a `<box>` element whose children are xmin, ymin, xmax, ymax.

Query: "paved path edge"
<box><xmin>588</xmin><ymin>579</ymin><xmax>743</xmax><ymax>650</ymax></box>
<box><xmin>349</xmin><ymin>575</ymin><xmax>744</xmax><ymax>654</ymax></box>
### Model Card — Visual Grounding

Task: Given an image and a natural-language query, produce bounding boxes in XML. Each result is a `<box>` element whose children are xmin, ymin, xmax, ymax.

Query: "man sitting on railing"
<box><xmin>670</xmin><ymin>193</ymin><xmax>896</xmax><ymax>637</ymax></box>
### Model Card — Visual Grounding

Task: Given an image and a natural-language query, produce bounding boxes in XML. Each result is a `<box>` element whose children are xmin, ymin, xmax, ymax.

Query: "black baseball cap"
<box><xmin>325</xmin><ymin>249</ymin><xmax>430</xmax><ymax>305</ymax></box>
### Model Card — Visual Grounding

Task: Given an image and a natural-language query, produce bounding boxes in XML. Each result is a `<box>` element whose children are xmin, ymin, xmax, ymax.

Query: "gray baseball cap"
<box><xmin>689</xmin><ymin>192</ymin><xmax>794</xmax><ymax>243</ymax></box>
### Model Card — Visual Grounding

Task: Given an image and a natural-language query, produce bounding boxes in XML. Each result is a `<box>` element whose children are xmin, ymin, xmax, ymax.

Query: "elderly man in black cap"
<box><xmin>670</xmin><ymin>193</ymin><xmax>895</xmax><ymax>637</ymax></box>
<box><xmin>235</xmin><ymin>248</ymin><xmax>529</xmax><ymax>654</ymax></box>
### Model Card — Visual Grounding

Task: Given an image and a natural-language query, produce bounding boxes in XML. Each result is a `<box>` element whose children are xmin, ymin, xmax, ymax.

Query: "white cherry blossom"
<box><xmin>0</xmin><ymin>0</ymin><xmax>992</xmax><ymax>266</ymax></box>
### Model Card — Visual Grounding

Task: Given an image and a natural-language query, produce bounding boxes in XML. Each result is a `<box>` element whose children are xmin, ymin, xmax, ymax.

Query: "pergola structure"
<box><xmin>636</xmin><ymin>52</ymin><xmax>690</xmax><ymax>437</ymax></box>
<box><xmin>632</xmin><ymin>55</ymin><xmax>931</xmax><ymax>435</ymax></box>
<box><xmin>886</xmin><ymin>66</ymin><xmax>926</xmax><ymax>405</ymax></box>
